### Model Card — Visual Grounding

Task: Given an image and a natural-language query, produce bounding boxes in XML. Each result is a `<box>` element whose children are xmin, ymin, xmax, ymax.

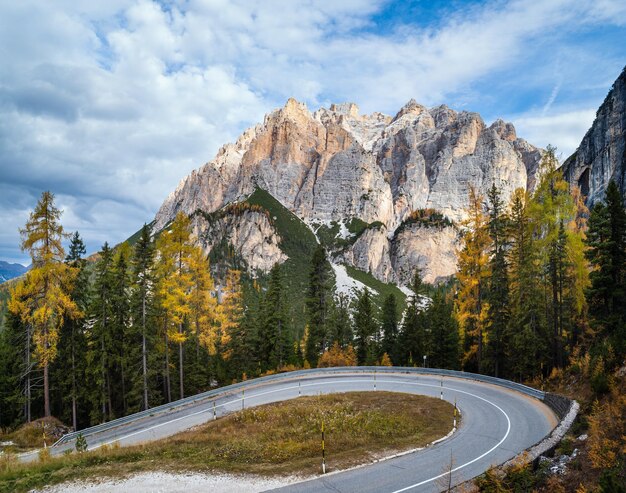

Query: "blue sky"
<box><xmin>1</xmin><ymin>0</ymin><xmax>625</xmax><ymax>265</ymax></box>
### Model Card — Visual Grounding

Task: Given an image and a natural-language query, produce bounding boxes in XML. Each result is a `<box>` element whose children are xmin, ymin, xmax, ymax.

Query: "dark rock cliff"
<box><xmin>562</xmin><ymin>67</ymin><xmax>626</xmax><ymax>206</ymax></box>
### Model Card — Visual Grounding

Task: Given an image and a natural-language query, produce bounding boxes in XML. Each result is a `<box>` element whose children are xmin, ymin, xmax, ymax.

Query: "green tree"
<box><xmin>353</xmin><ymin>288</ymin><xmax>379</xmax><ymax>364</ymax></box>
<box><xmin>381</xmin><ymin>294</ymin><xmax>399</xmax><ymax>365</ymax></box>
<box><xmin>52</xmin><ymin>231</ymin><xmax>89</xmax><ymax>429</ymax></box>
<box><xmin>399</xmin><ymin>270</ymin><xmax>428</xmax><ymax>367</ymax></box>
<box><xmin>259</xmin><ymin>264</ymin><xmax>290</xmax><ymax>370</ymax></box>
<box><xmin>485</xmin><ymin>184</ymin><xmax>510</xmax><ymax>377</ymax></box>
<box><xmin>130</xmin><ymin>224</ymin><xmax>156</xmax><ymax>410</ymax></box>
<box><xmin>87</xmin><ymin>243</ymin><xmax>116</xmax><ymax>423</ymax></box>
<box><xmin>586</xmin><ymin>180</ymin><xmax>626</xmax><ymax>358</ymax></box>
<box><xmin>305</xmin><ymin>246</ymin><xmax>332</xmax><ymax>366</ymax></box>
<box><xmin>326</xmin><ymin>293</ymin><xmax>353</xmax><ymax>349</ymax></box>
<box><xmin>426</xmin><ymin>290</ymin><xmax>459</xmax><ymax>369</ymax></box>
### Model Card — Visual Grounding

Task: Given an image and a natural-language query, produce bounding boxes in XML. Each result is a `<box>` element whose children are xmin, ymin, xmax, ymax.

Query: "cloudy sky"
<box><xmin>1</xmin><ymin>0</ymin><xmax>625</xmax><ymax>265</ymax></box>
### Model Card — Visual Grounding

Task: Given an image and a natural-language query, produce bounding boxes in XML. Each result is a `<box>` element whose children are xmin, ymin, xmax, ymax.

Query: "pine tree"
<box><xmin>326</xmin><ymin>293</ymin><xmax>353</xmax><ymax>348</ymax></box>
<box><xmin>52</xmin><ymin>232</ymin><xmax>89</xmax><ymax>429</ymax></box>
<box><xmin>456</xmin><ymin>186</ymin><xmax>490</xmax><ymax>373</ymax></box>
<box><xmin>485</xmin><ymin>184</ymin><xmax>510</xmax><ymax>377</ymax></box>
<box><xmin>87</xmin><ymin>242</ymin><xmax>116</xmax><ymax>423</ymax></box>
<box><xmin>353</xmin><ymin>288</ymin><xmax>378</xmax><ymax>364</ymax></box>
<box><xmin>426</xmin><ymin>290</ymin><xmax>459</xmax><ymax>369</ymax></box>
<box><xmin>8</xmin><ymin>191</ymin><xmax>81</xmax><ymax>417</ymax></box>
<box><xmin>508</xmin><ymin>189</ymin><xmax>546</xmax><ymax>379</ymax></box>
<box><xmin>130</xmin><ymin>224</ymin><xmax>155</xmax><ymax>411</ymax></box>
<box><xmin>381</xmin><ymin>294</ymin><xmax>399</xmax><ymax>364</ymax></box>
<box><xmin>259</xmin><ymin>264</ymin><xmax>290</xmax><ymax>370</ymax></box>
<box><xmin>305</xmin><ymin>246</ymin><xmax>332</xmax><ymax>366</ymax></box>
<box><xmin>111</xmin><ymin>248</ymin><xmax>131</xmax><ymax>416</ymax></box>
<box><xmin>586</xmin><ymin>180</ymin><xmax>626</xmax><ymax>358</ymax></box>
<box><xmin>398</xmin><ymin>270</ymin><xmax>427</xmax><ymax>367</ymax></box>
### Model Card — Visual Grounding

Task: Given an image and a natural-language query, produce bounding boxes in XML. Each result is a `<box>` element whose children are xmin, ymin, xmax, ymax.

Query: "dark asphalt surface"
<box><xmin>23</xmin><ymin>372</ymin><xmax>557</xmax><ymax>493</ymax></box>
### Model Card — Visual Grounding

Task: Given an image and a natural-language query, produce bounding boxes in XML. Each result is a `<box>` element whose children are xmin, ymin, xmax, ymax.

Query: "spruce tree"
<box><xmin>88</xmin><ymin>242</ymin><xmax>116</xmax><ymax>423</ymax></box>
<box><xmin>259</xmin><ymin>264</ymin><xmax>290</xmax><ymax>370</ymax></box>
<box><xmin>586</xmin><ymin>180</ymin><xmax>626</xmax><ymax>358</ymax></box>
<box><xmin>305</xmin><ymin>246</ymin><xmax>332</xmax><ymax>366</ymax></box>
<box><xmin>52</xmin><ymin>231</ymin><xmax>89</xmax><ymax>429</ymax></box>
<box><xmin>130</xmin><ymin>224</ymin><xmax>155</xmax><ymax>411</ymax></box>
<box><xmin>353</xmin><ymin>288</ymin><xmax>378</xmax><ymax>365</ymax></box>
<box><xmin>381</xmin><ymin>294</ymin><xmax>399</xmax><ymax>365</ymax></box>
<box><xmin>426</xmin><ymin>291</ymin><xmax>459</xmax><ymax>369</ymax></box>
<box><xmin>326</xmin><ymin>293</ymin><xmax>353</xmax><ymax>348</ymax></box>
<box><xmin>485</xmin><ymin>184</ymin><xmax>510</xmax><ymax>377</ymax></box>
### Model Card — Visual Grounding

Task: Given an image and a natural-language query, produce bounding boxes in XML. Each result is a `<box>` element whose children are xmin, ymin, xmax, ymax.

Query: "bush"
<box><xmin>75</xmin><ymin>433</ymin><xmax>87</xmax><ymax>453</ymax></box>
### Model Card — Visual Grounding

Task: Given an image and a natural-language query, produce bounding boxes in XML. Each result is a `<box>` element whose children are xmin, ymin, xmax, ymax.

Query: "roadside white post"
<box><xmin>374</xmin><ymin>370</ymin><xmax>377</xmax><ymax>391</ymax></box>
<box><xmin>440</xmin><ymin>379</ymin><xmax>443</xmax><ymax>400</ymax></box>
<box><xmin>213</xmin><ymin>400</ymin><xmax>216</xmax><ymax>421</ymax></box>
<box><xmin>453</xmin><ymin>399</ymin><xmax>457</xmax><ymax>430</ymax></box>
<box><xmin>299</xmin><ymin>381</ymin><xmax>301</xmax><ymax>397</ymax></box>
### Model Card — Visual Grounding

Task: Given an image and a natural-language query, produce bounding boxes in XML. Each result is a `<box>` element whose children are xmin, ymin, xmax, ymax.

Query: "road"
<box><xmin>23</xmin><ymin>370</ymin><xmax>558</xmax><ymax>493</ymax></box>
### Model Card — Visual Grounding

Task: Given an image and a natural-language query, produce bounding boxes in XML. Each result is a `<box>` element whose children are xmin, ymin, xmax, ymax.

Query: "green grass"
<box><xmin>0</xmin><ymin>392</ymin><xmax>455</xmax><ymax>492</ymax></box>
<box><xmin>345</xmin><ymin>264</ymin><xmax>407</xmax><ymax>314</ymax></box>
<box><xmin>244</xmin><ymin>188</ymin><xmax>320</xmax><ymax>337</ymax></box>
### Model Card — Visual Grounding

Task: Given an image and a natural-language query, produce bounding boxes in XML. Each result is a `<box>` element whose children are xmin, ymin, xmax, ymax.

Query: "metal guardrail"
<box><xmin>53</xmin><ymin>366</ymin><xmax>545</xmax><ymax>447</ymax></box>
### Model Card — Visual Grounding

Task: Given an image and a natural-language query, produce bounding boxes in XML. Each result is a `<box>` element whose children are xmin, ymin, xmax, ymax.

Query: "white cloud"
<box><xmin>511</xmin><ymin>109</ymin><xmax>597</xmax><ymax>160</ymax></box>
<box><xmin>0</xmin><ymin>0</ymin><xmax>624</xmax><ymax>262</ymax></box>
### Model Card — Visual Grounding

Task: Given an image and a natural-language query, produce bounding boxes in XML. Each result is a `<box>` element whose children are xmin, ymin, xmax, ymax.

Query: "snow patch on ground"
<box><xmin>36</xmin><ymin>471</ymin><xmax>300</xmax><ymax>493</ymax></box>
<box><xmin>336</xmin><ymin>220</ymin><xmax>352</xmax><ymax>240</ymax></box>
<box><xmin>332</xmin><ymin>263</ymin><xmax>376</xmax><ymax>298</ymax></box>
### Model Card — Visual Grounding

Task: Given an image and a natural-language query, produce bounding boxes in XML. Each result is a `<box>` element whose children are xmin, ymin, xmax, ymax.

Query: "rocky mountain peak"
<box><xmin>154</xmin><ymin>98</ymin><xmax>542</xmax><ymax>283</ymax></box>
<box><xmin>562</xmin><ymin>66</ymin><xmax>626</xmax><ymax>205</ymax></box>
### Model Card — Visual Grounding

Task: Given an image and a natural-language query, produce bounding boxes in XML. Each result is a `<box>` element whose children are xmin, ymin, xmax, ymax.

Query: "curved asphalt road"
<box><xmin>23</xmin><ymin>371</ymin><xmax>558</xmax><ymax>493</ymax></box>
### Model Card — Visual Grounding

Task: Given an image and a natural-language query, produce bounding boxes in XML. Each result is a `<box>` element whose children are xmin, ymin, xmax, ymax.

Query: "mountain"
<box><xmin>562</xmin><ymin>66</ymin><xmax>626</xmax><ymax>206</ymax></box>
<box><xmin>154</xmin><ymin>98</ymin><xmax>541</xmax><ymax>285</ymax></box>
<box><xmin>0</xmin><ymin>261</ymin><xmax>28</xmax><ymax>284</ymax></box>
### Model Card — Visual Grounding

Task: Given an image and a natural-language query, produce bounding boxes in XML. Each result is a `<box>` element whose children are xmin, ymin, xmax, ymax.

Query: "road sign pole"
<box><xmin>321</xmin><ymin>421</ymin><xmax>326</xmax><ymax>474</ymax></box>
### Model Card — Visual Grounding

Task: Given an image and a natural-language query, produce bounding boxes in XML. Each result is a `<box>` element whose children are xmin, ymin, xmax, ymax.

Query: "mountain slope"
<box><xmin>0</xmin><ymin>261</ymin><xmax>28</xmax><ymax>284</ymax></box>
<box><xmin>154</xmin><ymin>98</ymin><xmax>541</xmax><ymax>285</ymax></box>
<box><xmin>562</xmin><ymin>66</ymin><xmax>626</xmax><ymax>206</ymax></box>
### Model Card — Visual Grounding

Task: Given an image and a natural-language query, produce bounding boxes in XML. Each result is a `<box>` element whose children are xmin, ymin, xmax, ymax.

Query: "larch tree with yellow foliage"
<box><xmin>456</xmin><ymin>186</ymin><xmax>491</xmax><ymax>374</ymax></box>
<box><xmin>156</xmin><ymin>212</ymin><xmax>194</xmax><ymax>400</ymax></box>
<box><xmin>220</xmin><ymin>269</ymin><xmax>245</xmax><ymax>362</ymax></box>
<box><xmin>188</xmin><ymin>246</ymin><xmax>220</xmax><ymax>357</ymax></box>
<box><xmin>8</xmin><ymin>191</ymin><xmax>81</xmax><ymax>417</ymax></box>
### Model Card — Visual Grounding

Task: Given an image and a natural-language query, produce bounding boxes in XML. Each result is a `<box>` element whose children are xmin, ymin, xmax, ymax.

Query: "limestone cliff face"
<box><xmin>191</xmin><ymin>210</ymin><xmax>286</xmax><ymax>273</ymax></box>
<box><xmin>562</xmin><ymin>66</ymin><xmax>626</xmax><ymax>206</ymax></box>
<box><xmin>155</xmin><ymin>98</ymin><xmax>541</xmax><ymax>283</ymax></box>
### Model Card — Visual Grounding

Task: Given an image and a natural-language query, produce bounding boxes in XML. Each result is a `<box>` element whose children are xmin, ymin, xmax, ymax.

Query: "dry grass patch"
<box><xmin>0</xmin><ymin>391</ymin><xmax>454</xmax><ymax>493</ymax></box>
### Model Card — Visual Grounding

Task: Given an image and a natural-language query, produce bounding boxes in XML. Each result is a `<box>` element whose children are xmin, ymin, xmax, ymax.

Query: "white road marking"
<box><xmin>87</xmin><ymin>374</ymin><xmax>512</xmax><ymax>493</ymax></box>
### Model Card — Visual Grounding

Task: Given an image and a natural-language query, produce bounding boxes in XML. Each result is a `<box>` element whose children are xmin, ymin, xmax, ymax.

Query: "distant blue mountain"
<box><xmin>0</xmin><ymin>261</ymin><xmax>28</xmax><ymax>283</ymax></box>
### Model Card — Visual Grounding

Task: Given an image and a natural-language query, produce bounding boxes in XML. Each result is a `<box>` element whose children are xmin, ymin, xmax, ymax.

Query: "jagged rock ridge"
<box><xmin>155</xmin><ymin>99</ymin><xmax>542</xmax><ymax>284</ymax></box>
<box><xmin>562</xmin><ymin>66</ymin><xmax>626</xmax><ymax>206</ymax></box>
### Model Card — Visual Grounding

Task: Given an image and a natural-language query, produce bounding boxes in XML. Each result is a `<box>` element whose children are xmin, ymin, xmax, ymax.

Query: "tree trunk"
<box><xmin>26</xmin><ymin>323</ymin><xmax>31</xmax><ymax>423</ymax></box>
<box><xmin>179</xmin><ymin>337</ymin><xmax>184</xmax><ymax>399</ymax></box>
<box><xmin>164</xmin><ymin>326</ymin><xmax>171</xmax><ymax>403</ymax></box>
<box><xmin>43</xmin><ymin>362</ymin><xmax>50</xmax><ymax>417</ymax></box>
<box><xmin>71</xmin><ymin>325</ymin><xmax>77</xmax><ymax>430</ymax></box>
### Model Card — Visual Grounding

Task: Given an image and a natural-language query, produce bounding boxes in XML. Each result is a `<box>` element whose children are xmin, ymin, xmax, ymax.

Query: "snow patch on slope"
<box><xmin>332</xmin><ymin>263</ymin><xmax>376</xmax><ymax>298</ymax></box>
